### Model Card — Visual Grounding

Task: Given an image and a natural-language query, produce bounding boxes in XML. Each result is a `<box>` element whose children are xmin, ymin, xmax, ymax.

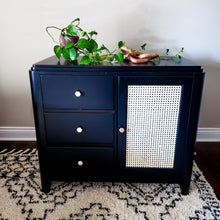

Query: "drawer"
<box><xmin>40</xmin><ymin>75</ymin><xmax>114</xmax><ymax>109</ymax></box>
<box><xmin>45</xmin><ymin>113</ymin><xmax>114</xmax><ymax>144</ymax></box>
<box><xmin>47</xmin><ymin>148</ymin><xmax>114</xmax><ymax>177</ymax></box>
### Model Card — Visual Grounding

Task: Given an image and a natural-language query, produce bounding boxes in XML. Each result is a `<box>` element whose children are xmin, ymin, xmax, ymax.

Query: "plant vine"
<box><xmin>46</xmin><ymin>18</ymin><xmax>184</xmax><ymax>64</ymax></box>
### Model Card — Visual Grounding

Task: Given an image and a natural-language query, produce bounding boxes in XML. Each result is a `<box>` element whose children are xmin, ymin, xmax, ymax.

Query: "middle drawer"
<box><xmin>45</xmin><ymin>112</ymin><xmax>114</xmax><ymax>145</ymax></box>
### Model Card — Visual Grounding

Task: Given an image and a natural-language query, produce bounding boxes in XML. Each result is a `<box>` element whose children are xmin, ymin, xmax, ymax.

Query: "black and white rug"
<box><xmin>0</xmin><ymin>148</ymin><xmax>219</xmax><ymax>220</ymax></box>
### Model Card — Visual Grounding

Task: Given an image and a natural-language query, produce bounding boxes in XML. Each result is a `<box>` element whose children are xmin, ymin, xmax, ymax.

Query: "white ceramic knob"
<box><xmin>78</xmin><ymin>160</ymin><xmax>83</xmax><ymax>166</ymax></box>
<box><xmin>119</xmin><ymin>127</ymin><xmax>125</xmax><ymax>133</ymax></box>
<box><xmin>75</xmin><ymin>90</ymin><xmax>82</xmax><ymax>97</ymax></box>
<box><xmin>76</xmin><ymin>126</ymin><xmax>83</xmax><ymax>133</ymax></box>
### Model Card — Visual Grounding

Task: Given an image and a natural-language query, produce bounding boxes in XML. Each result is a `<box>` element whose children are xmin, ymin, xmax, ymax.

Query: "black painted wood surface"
<box><xmin>30</xmin><ymin>55</ymin><xmax>205</xmax><ymax>194</ymax></box>
<box><xmin>41</xmin><ymin>75</ymin><xmax>114</xmax><ymax>110</ymax></box>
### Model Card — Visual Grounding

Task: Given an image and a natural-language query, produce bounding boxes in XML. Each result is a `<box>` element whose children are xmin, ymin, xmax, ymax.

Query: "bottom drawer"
<box><xmin>47</xmin><ymin>148</ymin><xmax>114</xmax><ymax>178</ymax></box>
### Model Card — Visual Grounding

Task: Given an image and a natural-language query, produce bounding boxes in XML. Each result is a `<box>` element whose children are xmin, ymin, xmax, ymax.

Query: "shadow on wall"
<box><xmin>115</xmin><ymin>12</ymin><xmax>165</xmax><ymax>53</ymax></box>
<box><xmin>115</xmin><ymin>2</ymin><xmax>180</xmax><ymax>55</ymax></box>
<box><xmin>194</xmin><ymin>59</ymin><xmax>220</xmax><ymax>128</ymax></box>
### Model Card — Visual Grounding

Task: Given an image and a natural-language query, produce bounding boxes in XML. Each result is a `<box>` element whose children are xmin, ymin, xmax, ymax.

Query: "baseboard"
<box><xmin>0</xmin><ymin>126</ymin><xmax>219</xmax><ymax>142</ymax></box>
<box><xmin>196</xmin><ymin>128</ymin><xmax>220</xmax><ymax>142</ymax></box>
<box><xmin>0</xmin><ymin>127</ymin><xmax>36</xmax><ymax>141</ymax></box>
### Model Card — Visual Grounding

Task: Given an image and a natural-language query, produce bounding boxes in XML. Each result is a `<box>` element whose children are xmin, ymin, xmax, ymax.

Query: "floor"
<box><xmin>0</xmin><ymin>141</ymin><xmax>219</xmax><ymax>199</ymax></box>
<box><xmin>195</xmin><ymin>142</ymin><xmax>220</xmax><ymax>199</ymax></box>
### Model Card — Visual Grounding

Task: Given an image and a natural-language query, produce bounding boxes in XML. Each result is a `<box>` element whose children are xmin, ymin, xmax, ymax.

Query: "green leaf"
<box><xmin>71</xmin><ymin>18</ymin><xmax>80</xmax><ymax>24</ymax></box>
<box><xmin>175</xmin><ymin>54</ymin><xmax>182</xmax><ymax>59</ymax></box>
<box><xmin>165</xmin><ymin>49</ymin><xmax>169</xmax><ymax>55</ymax></box>
<box><xmin>69</xmin><ymin>47</ymin><xmax>77</xmax><ymax>61</ymax></box>
<box><xmin>88</xmin><ymin>39</ymin><xmax>98</xmax><ymax>52</ymax></box>
<box><xmin>80</xmin><ymin>55</ymin><xmax>91</xmax><ymax>64</ymax></box>
<box><xmin>75</xmin><ymin>53</ymin><xmax>79</xmax><ymax>59</ymax></box>
<box><xmin>67</xmin><ymin>24</ymin><xmax>79</xmax><ymax>36</ymax></box>
<box><xmin>94</xmin><ymin>52</ymin><xmax>100</xmax><ymax>62</ymax></box>
<box><xmin>114</xmin><ymin>52</ymin><xmax>124</xmax><ymax>63</ymax></box>
<box><xmin>54</xmin><ymin>45</ymin><xmax>62</xmax><ymax>59</ymax></box>
<box><xmin>65</xmin><ymin>41</ymin><xmax>74</xmax><ymax>49</ymax></box>
<box><xmin>80</xmin><ymin>31</ymin><xmax>86</xmax><ymax>37</ymax></box>
<box><xmin>66</xmin><ymin>29</ymin><xmax>77</xmax><ymax>36</ymax></box>
<box><xmin>77</xmin><ymin>38</ymin><xmax>90</xmax><ymax>49</ymax></box>
<box><xmin>118</xmin><ymin>41</ymin><xmax>125</xmax><ymax>49</ymax></box>
<box><xmin>157</xmin><ymin>56</ymin><xmax>161</xmax><ymax>62</ymax></box>
<box><xmin>62</xmin><ymin>47</ymin><xmax>70</xmax><ymax>60</ymax></box>
<box><xmin>88</xmin><ymin>31</ymin><xmax>98</xmax><ymax>38</ymax></box>
<box><xmin>141</xmin><ymin>43</ymin><xmax>147</xmax><ymax>50</ymax></box>
<box><xmin>97</xmin><ymin>45</ymin><xmax>108</xmax><ymax>52</ymax></box>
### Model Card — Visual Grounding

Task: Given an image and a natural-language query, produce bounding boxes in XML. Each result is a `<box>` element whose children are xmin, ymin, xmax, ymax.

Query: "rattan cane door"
<box><xmin>118</xmin><ymin>76</ymin><xmax>193</xmax><ymax>177</ymax></box>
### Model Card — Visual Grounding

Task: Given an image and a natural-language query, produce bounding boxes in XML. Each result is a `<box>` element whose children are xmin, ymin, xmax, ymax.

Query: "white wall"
<box><xmin>0</xmin><ymin>0</ymin><xmax>220</xmax><ymax>127</ymax></box>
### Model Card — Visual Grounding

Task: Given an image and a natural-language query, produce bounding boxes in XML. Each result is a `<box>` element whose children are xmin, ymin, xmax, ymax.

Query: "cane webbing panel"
<box><xmin>126</xmin><ymin>85</ymin><xmax>182</xmax><ymax>168</ymax></box>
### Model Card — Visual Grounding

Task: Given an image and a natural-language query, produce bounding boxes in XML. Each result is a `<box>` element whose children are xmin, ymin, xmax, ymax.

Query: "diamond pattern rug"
<box><xmin>0</xmin><ymin>148</ymin><xmax>219</xmax><ymax>220</ymax></box>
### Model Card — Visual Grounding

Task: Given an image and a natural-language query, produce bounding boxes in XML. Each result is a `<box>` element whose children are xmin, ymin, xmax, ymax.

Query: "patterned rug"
<box><xmin>0</xmin><ymin>149</ymin><xmax>219</xmax><ymax>220</ymax></box>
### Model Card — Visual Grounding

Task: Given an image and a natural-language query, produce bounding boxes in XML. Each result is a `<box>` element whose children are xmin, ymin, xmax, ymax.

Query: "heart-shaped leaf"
<box><xmin>65</xmin><ymin>41</ymin><xmax>74</xmax><ymax>49</ymax></box>
<box><xmin>88</xmin><ymin>39</ymin><xmax>98</xmax><ymax>52</ymax></box>
<box><xmin>62</xmin><ymin>47</ymin><xmax>70</xmax><ymax>60</ymax></box>
<box><xmin>54</xmin><ymin>45</ymin><xmax>62</xmax><ymax>59</ymax></box>
<box><xmin>80</xmin><ymin>55</ymin><xmax>91</xmax><ymax>64</ymax></box>
<box><xmin>69</xmin><ymin>47</ymin><xmax>77</xmax><ymax>61</ymax></box>
<box><xmin>141</xmin><ymin>43</ymin><xmax>147</xmax><ymax>50</ymax></box>
<box><xmin>80</xmin><ymin>31</ymin><xmax>86</xmax><ymax>37</ymax></box>
<box><xmin>71</xmin><ymin>18</ymin><xmax>80</xmax><ymax>24</ymax></box>
<box><xmin>67</xmin><ymin>24</ymin><xmax>79</xmax><ymax>36</ymax></box>
<box><xmin>77</xmin><ymin>38</ymin><xmax>90</xmax><ymax>49</ymax></box>
<box><xmin>88</xmin><ymin>31</ymin><xmax>98</xmax><ymax>38</ymax></box>
<box><xmin>114</xmin><ymin>52</ymin><xmax>124</xmax><ymax>63</ymax></box>
<box><xmin>118</xmin><ymin>41</ymin><xmax>125</xmax><ymax>49</ymax></box>
<box><xmin>97</xmin><ymin>45</ymin><xmax>108</xmax><ymax>52</ymax></box>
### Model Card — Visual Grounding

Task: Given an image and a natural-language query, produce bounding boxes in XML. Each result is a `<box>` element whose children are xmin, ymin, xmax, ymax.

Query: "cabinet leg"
<box><xmin>41</xmin><ymin>179</ymin><xmax>51</xmax><ymax>193</ymax></box>
<box><xmin>181</xmin><ymin>182</ymin><xmax>190</xmax><ymax>195</ymax></box>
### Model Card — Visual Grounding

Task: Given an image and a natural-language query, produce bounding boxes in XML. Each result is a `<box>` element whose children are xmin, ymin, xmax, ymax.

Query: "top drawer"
<box><xmin>40</xmin><ymin>75</ymin><xmax>114</xmax><ymax>109</ymax></box>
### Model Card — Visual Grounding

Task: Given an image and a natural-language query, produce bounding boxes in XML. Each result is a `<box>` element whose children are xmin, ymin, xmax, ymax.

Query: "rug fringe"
<box><xmin>0</xmin><ymin>149</ymin><xmax>8</xmax><ymax>154</ymax></box>
<box><xmin>8</xmin><ymin>149</ymin><xmax>16</xmax><ymax>153</ymax></box>
<box><xmin>13</xmin><ymin>150</ymin><xmax>24</xmax><ymax>154</ymax></box>
<box><xmin>30</xmin><ymin>148</ymin><xmax>37</xmax><ymax>153</ymax></box>
<box><xmin>0</xmin><ymin>148</ymin><xmax>37</xmax><ymax>154</ymax></box>
<box><xmin>23</xmin><ymin>148</ymin><xmax>31</xmax><ymax>153</ymax></box>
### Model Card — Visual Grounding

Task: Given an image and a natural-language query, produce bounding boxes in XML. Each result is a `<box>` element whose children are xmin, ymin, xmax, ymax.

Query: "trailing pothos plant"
<box><xmin>46</xmin><ymin>18</ymin><xmax>125</xmax><ymax>64</ymax></box>
<box><xmin>157</xmin><ymin>47</ymin><xmax>184</xmax><ymax>62</ymax></box>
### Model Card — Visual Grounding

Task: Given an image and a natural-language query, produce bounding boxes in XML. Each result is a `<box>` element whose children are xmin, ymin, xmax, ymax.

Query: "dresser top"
<box><xmin>32</xmin><ymin>55</ymin><xmax>202</xmax><ymax>72</ymax></box>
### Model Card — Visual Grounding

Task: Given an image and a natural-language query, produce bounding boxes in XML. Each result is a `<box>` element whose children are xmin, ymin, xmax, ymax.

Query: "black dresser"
<box><xmin>30</xmin><ymin>56</ymin><xmax>205</xmax><ymax>194</ymax></box>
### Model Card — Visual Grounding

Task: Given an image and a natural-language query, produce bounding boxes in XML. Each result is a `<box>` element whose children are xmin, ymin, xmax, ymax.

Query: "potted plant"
<box><xmin>46</xmin><ymin>18</ymin><xmax>184</xmax><ymax>65</ymax></box>
<box><xmin>46</xmin><ymin>18</ymin><xmax>125</xmax><ymax>64</ymax></box>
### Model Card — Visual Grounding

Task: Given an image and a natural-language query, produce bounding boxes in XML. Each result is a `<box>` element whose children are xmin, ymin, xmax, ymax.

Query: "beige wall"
<box><xmin>0</xmin><ymin>0</ymin><xmax>220</xmax><ymax>127</ymax></box>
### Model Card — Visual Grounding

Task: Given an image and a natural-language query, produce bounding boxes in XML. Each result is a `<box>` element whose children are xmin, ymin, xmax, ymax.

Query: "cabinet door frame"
<box><xmin>117</xmin><ymin>75</ymin><xmax>193</xmax><ymax>177</ymax></box>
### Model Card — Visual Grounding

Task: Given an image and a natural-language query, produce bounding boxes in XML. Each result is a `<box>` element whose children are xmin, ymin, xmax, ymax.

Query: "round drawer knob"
<box><xmin>119</xmin><ymin>127</ymin><xmax>125</xmax><ymax>133</ymax></box>
<box><xmin>76</xmin><ymin>126</ymin><xmax>83</xmax><ymax>133</ymax></box>
<box><xmin>78</xmin><ymin>160</ymin><xmax>83</xmax><ymax>166</ymax></box>
<box><xmin>75</xmin><ymin>90</ymin><xmax>82</xmax><ymax>97</ymax></box>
